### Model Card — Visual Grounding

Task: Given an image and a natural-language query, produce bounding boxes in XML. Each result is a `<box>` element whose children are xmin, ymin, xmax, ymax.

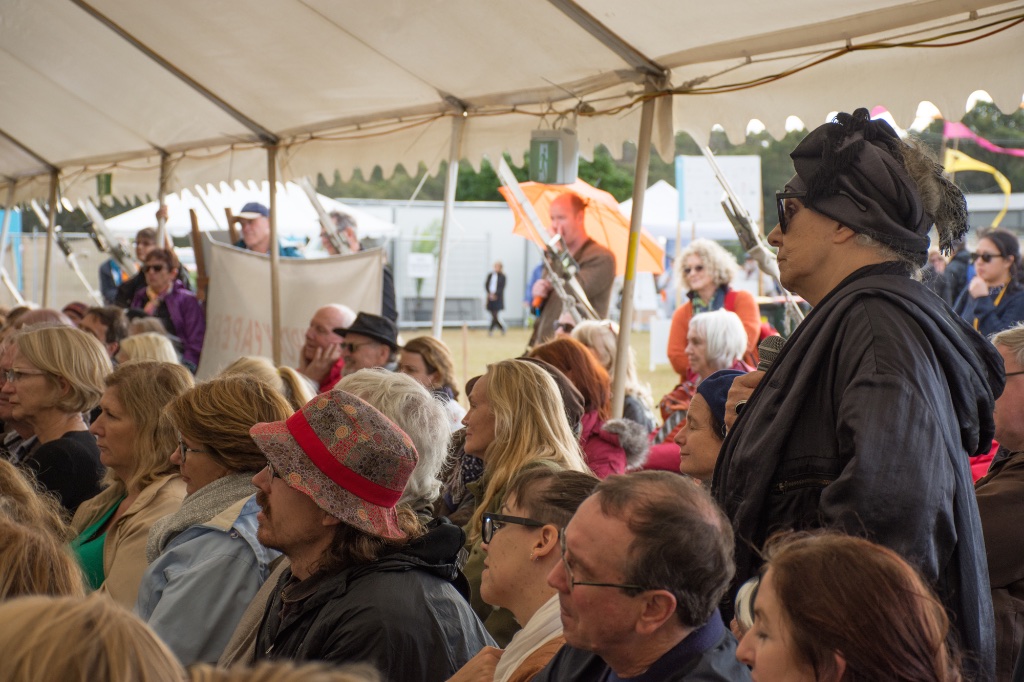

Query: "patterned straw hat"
<box><xmin>250</xmin><ymin>390</ymin><xmax>418</xmax><ymax>539</ymax></box>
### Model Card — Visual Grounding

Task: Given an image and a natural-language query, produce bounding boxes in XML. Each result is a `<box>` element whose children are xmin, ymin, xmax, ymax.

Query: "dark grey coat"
<box><xmin>714</xmin><ymin>262</ymin><xmax>1002</xmax><ymax>681</ymax></box>
<box><xmin>254</xmin><ymin>519</ymin><xmax>494</xmax><ymax>681</ymax></box>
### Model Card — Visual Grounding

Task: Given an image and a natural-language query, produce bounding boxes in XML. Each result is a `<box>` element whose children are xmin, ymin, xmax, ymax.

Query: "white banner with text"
<box><xmin>196</xmin><ymin>239</ymin><xmax>383</xmax><ymax>379</ymax></box>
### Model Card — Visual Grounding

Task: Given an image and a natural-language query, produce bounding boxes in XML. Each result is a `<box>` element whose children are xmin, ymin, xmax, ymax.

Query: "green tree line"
<box><xmin>317</xmin><ymin>101</ymin><xmax>1023</xmax><ymax>232</ymax></box>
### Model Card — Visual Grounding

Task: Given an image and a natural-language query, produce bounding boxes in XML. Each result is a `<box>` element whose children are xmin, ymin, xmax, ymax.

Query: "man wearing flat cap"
<box><xmin>249</xmin><ymin>390</ymin><xmax>493</xmax><ymax>679</ymax></box>
<box><xmin>713</xmin><ymin>108</ymin><xmax>999</xmax><ymax>679</ymax></box>
<box><xmin>235</xmin><ymin>202</ymin><xmax>302</xmax><ymax>257</ymax></box>
<box><xmin>333</xmin><ymin>311</ymin><xmax>399</xmax><ymax>377</ymax></box>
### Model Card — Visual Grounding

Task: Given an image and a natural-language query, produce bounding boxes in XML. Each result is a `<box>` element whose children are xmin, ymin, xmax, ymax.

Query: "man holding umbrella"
<box><xmin>529</xmin><ymin>192</ymin><xmax>615</xmax><ymax>345</ymax></box>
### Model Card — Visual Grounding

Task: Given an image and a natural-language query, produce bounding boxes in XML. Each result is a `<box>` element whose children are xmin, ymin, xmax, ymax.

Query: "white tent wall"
<box><xmin>1</xmin><ymin>1</ymin><xmax>1020</xmax><ymax>203</ymax></box>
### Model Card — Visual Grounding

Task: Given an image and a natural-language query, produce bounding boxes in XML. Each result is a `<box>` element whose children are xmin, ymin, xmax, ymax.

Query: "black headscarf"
<box><xmin>787</xmin><ymin>108</ymin><xmax>942</xmax><ymax>265</ymax></box>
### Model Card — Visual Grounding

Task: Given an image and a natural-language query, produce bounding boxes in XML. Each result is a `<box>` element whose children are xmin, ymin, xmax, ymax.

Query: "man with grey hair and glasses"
<box><xmin>534</xmin><ymin>471</ymin><xmax>749</xmax><ymax>681</ymax></box>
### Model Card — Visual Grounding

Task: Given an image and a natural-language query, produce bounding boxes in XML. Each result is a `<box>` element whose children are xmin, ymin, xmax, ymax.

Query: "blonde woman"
<box><xmin>117</xmin><ymin>331</ymin><xmax>179</xmax><ymax>365</ymax></box>
<box><xmin>0</xmin><ymin>593</ymin><xmax>184</xmax><ymax>682</ymax></box>
<box><xmin>571</xmin><ymin>320</ymin><xmax>655</xmax><ymax>431</ymax></box>
<box><xmin>0</xmin><ymin>459</ymin><xmax>71</xmax><ymax>539</ymax></box>
<box><xmin>70</xmin><ymin>362</ymin><xmax>194</xmax><ymax>608</ymax></box>
<box><xmin>461</xmin><ymin>359</ymin><xmax>589</xmax><ymax>644</ymax></box>
<box><xmin>220</xmin><ymin>355</ymin><xmax>314</xmax><ymax>411</ymax></box>
<box><xmin>666</xmin><ymin>238</ymin><xmax>761</xmax><ymax>380</ymax></box>
<box><xmin>0</xmin><ymin>518</ymin><xmax>86</xmax><ymax>599</ymax></box>
<box><xmin>135</xmin><ymin>375</ymin><xmax>292</xmax><ymax>665</ymax></box>
<box><xmin>3</xmin><ymin>325</ymin><xmax>111</xmax><ymax>513</ymax></box>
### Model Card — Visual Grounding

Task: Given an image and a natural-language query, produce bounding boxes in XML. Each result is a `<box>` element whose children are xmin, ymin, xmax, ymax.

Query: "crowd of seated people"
<box><xmin>0</xmin><ymin>108</ymin><xmax>1021</xmax><ymax>682</ymax></box>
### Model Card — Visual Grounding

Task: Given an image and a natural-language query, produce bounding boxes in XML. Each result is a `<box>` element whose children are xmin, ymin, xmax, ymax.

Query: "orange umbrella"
<box><xmin>499</xmin><ymin>179</ymin><xmax>665</xmax><ymax>276</ymax></box>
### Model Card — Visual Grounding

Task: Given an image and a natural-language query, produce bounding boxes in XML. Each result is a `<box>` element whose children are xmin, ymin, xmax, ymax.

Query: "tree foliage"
<box><xmin>316</xmin><ymin>101</ymin><xmax>1023</xmax><ymax>225</ymax></box>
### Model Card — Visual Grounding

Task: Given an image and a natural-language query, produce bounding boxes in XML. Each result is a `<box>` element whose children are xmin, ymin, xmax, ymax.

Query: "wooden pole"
<box><xmin>189</xmin><ymin>209</ymin><xmax>209</xmax><ymax>303</ymax></box>
<box><xmin>268</xmin><ymin>146</ymin><xmax>282</xmax><ymax>365</ymax></box>
<box><xmin>156</xmin><ymin>152</ymin><xmax>171</xmax><ymax>247</ymax></box>
<box><xmin>0</xmin><ymin>183</ymin><xmax>15</xmax><ymax>274</ymax></box>
<box><xmin>224</xmin><ymin>208</ymin><xmax>240</xmax><ymax>245</ymax></box>
<box><xmin>611</xmin><ymin>91</ymin><xmax>656</xmax><ymax>419</ymax></box>
<box><xmin>461</xmin><ymin>321</ymin><xmax>469</xmax><ymax>397</ymax></box>
<box><xmin>42</xmin><ymin>171</ymin><xmax>59</xmax><ymax>307</ymax></box>
<box><xmin>432</xmin><ymin>114</ymin><xmax>466</xmax><ymax>338</ymax></box>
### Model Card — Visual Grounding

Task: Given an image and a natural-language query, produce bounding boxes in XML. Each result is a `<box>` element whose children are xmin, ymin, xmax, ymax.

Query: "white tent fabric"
<box><xmin>620</xmin><ymin>179</ymin><xmax>743</xmax><ymax>242</ymax></box>
<box><xmin>0</xmin><ymin>0</ymin><xmax>1022</xmax><ymax>204</ymax></box>
<box><xmin>104</xmin><ymin>181</ymin><xmax>398</xmax><ymax>239</ymax></box>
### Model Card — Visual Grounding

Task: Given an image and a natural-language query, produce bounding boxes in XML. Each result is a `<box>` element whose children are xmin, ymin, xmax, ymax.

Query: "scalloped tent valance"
<box><xmin>0</xmin><ymin>0</ymin><xmax>1021</xmax><ymax>205</ymax></box>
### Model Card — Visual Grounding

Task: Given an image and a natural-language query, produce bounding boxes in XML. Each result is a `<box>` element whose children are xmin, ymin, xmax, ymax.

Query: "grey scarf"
<box><xmin>146</xmin><ymin>473</ymin><xmax>257</xmax><ymax>563</ymax></box>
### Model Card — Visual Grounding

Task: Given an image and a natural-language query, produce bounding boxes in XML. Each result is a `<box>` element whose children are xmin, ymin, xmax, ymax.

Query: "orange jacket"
<box><xmin>666</xmin><ymin>288</ymin><xmax>761</xmax><ymax>379</ymax></box>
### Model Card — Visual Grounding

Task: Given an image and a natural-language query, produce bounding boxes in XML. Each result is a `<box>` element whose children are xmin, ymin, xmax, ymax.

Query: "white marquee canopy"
<box><xmin>1</xmin><ymin>0</ymin><xmax>1022</xmax><ymax>205</ymax></box>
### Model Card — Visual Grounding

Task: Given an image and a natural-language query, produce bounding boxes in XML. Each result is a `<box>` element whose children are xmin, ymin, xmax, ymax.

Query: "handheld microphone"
<box><xmin>756</xmin><ymin>335</ymin><xmax>786</xmax><ymax>372</ymax></box>
<box><xmin>734</xmin><ymin>335</ymin><xmax>786</xmax><ymax>418</ymax></box>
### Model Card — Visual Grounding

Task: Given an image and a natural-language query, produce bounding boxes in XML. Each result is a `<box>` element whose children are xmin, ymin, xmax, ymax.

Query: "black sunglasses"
<box><xmin>143</xmin><ymin>264</ymin><xmax>166</xmax><ymax>273</ymax></box>
<box><xmin>776</xmin><ymin>189</ymin><xmax>869</xmax><ymax>234</ymax></box>
<box><xmin>481</xmin><ymin>512</ymin><xmax>545</xmax><ymax>544</ymax></box>
<box><xmin>682</xmin><ymin>264</ymin><xmax>705</xmax><ymax>276</ymax></box>
<box><xmin>775</xmin><ymin>191</ymin><xmax>806</xmax><ymax>234</ymax></box>
<box><xmin>970</xmin><ymin>252</ymin><xmax>1004</xmax><ymax>263</ymax></box>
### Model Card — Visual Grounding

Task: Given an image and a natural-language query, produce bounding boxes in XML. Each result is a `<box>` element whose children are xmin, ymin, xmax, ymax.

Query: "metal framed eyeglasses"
<box><xmin>481</xmin><ymin>512</ymin><xmax>545</xmax><ymax>544</ymax></box>
<box><xmin>558</xmin><ymin>529</ymin><xmax>648</xmax><ymax>592</ymax></box>
<box><xmin>177</xmin><ymin>435</ymin><xmax>211</xmax><ymax>462</ymax></box>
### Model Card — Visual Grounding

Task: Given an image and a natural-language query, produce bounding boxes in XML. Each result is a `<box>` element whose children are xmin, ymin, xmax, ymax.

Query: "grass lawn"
<box><xmin>402</xmin><ymin>325</ymin><xmax>679</xmax><ymax>414</ymax></box>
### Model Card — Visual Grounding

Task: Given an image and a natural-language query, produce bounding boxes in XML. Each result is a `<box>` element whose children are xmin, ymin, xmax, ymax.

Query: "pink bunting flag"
<box><xmin>943</xmin><ymin>121</ymin><xmax>1024</xmax><ymax>158</ymax></box>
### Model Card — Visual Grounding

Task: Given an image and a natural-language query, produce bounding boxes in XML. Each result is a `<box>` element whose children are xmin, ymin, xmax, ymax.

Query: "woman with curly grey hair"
<box><xmin>666</xmin><ymin>238</ymin><xmax>761</xmax><ymax>381</ymax></box>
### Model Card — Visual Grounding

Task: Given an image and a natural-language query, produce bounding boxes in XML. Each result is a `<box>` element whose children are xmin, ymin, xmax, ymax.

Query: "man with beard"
<box><xmin>247</xmin><ymin>390</ymin><xmax>493</xmax><ymax>679</ymax></box>
<box><xmin>529</xmin><ymin>192</ymin><xmax>615</xmax><ymax>346</ymax></box>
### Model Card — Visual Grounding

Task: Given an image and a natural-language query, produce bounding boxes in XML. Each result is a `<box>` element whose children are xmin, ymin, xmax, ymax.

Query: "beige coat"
<box><xmin>71</xmin><ymin>475</ymin><xmax>187</xmax><ymax>610</ymax></box>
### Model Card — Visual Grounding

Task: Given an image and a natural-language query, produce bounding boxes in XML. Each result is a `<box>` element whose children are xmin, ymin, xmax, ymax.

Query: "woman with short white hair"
<box><xmin>645</xmin><ymin>310</ymin><xmax>752</xmax><ymax>472</ymax></box>
<box><xmin>686</xmin><ymin>310</ymin><xmax>750</xmax><ymax>384</ymax></box>
<box><xmin>336</xmin><ymin>368</ymin><xmax>451</xmax><ymax>519</ymax></box>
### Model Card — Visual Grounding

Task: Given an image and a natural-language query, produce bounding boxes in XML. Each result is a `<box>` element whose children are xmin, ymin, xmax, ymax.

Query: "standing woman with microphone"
<box><xmin>953</xmin><ymin>228</ymin><xmax>1024</xmax><ymax>336</ymax></box>
<box><xmin>713</xmin><ymin>108</ymin><xmax>1001</xmax><ymax>681</ymax></box>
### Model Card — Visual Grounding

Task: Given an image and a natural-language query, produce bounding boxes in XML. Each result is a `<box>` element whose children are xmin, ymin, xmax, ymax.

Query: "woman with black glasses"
<box><xmin>135</xmin><ymin>374</ymin><xmax>292</xmax><ymax>666</ymax></box>
<box><xmin>450</xmin><ymin>467</ymin><xmax>597</xmax><ymax>682</ymax></box>
<box><xmin>953</xmin><ymin>228</ymin><xmax>1024</xmax><ymax>336</ymax></box>
<box><xmin>70</xmin><ymin>362</ymin><xmax>193</xmax><ymax>609</ymax></box>
<box><xmin>461</xmin><ymin>359</ymin><xmax>591</xmax><ymax>646</ymax></box>
<box><xmin>714</xmin><ymin>108</ymin><xmax>1001</xmax><ymax>681</ymax></box>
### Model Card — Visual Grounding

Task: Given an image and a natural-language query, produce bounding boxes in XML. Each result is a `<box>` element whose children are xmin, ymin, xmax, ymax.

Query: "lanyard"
<box><xmin>973</xmin><ymin>285</ymin><xmax>1008</xmax><ymax>330</ymax></box>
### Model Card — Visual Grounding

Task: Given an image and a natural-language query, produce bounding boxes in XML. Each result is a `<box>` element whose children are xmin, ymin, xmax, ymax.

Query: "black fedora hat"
<box><xmin>334</xmin><ymin>312</ymin><xmax>399</xmax><ymax>350</ymax></box>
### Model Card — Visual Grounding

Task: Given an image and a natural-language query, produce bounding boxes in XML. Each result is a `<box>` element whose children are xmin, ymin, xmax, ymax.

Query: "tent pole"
<box><xmin>42</xmin><ymin>171</ymin><xmax>59</xmax><ymax>307</ymax></box>
<box><xmin>611</xmin><ymin>93</ymin><xmax>656</xmax><ymax>419</ymax></box>
<box><xmin>156</xmin><ymin>152</ymin><xmax>171</xmax><ymax>247</ymax></box>
<box><xmin>431</xmin><ymin>114</ymin><xmax>466</xmax><ymax>339</ymax></box>
<box><xmin>0</xmin><ymin>183</ymin><xmax>15</xmax><ymax>277</ymax></box>
<box><xmin>268</xmin><ymin>146</ymin><xmax>282</xmax><ymax>365</ymax></box>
